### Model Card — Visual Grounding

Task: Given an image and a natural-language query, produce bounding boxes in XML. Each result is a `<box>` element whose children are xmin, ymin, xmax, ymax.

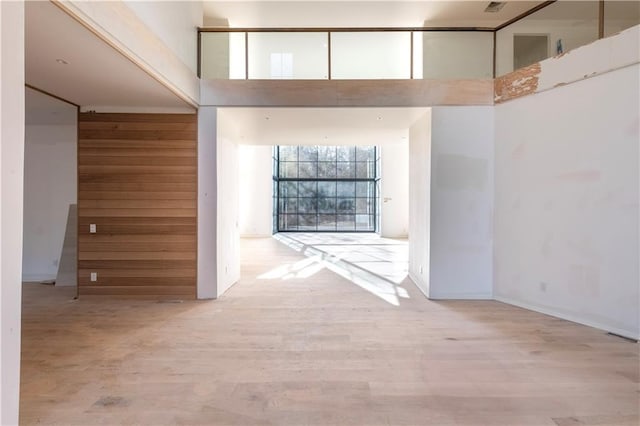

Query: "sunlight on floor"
<box><xmin>257</xmin><ymin>233</ymin><xmax>410</xmax><ymax>306</ymax></box>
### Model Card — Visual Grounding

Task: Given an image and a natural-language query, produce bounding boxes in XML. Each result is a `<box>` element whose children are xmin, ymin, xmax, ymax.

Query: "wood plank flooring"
<box><xmin>20</xmin><ymin>237</ymin><xmax>639</xmax><ymax>425</ymax></box>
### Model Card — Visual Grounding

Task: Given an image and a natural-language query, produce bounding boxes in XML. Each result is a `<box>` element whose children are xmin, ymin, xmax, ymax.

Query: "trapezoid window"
<box><xmin>273</xmin><ymin>145</ymin><xmax>379</xmax><ymax>232</ymax></box>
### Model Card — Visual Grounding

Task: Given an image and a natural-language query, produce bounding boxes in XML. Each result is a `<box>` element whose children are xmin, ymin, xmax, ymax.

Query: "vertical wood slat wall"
<box><xmin>78</xmin><ymin>113</ymin><xmax>197</xmax><ymax>298</ymax></box>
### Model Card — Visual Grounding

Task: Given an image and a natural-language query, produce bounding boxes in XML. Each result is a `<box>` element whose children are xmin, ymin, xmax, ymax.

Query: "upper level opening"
<box><xmin>199</xmin><ymin>1</ymin><xmax>639</xmax><ymax>80</ymax></box>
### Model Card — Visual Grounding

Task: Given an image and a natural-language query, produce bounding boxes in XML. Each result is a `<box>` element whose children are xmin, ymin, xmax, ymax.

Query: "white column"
<box><xmin>1</xmin><ymin>1</ymin><xmax>25</xmax><ymax>424</ymax></box>
<box><xmin>197</xmin><ymin>107</ymin><xmax>218</xmax><ymax>298</ymax></box>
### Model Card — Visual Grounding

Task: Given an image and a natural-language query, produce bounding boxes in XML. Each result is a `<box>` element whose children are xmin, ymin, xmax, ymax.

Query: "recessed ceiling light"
<box><xmin>376</xmin><ymin>116</ymin><xmax>382</xmax><ymax>120</ymax></box>
<box><xmin>56</xmin><ymin>59</ymin><xmax>68</xmax><ymax>65</ymax></box>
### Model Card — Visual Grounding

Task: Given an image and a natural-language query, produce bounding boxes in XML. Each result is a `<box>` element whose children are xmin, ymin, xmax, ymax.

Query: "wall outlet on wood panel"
<box><xmin>89</xmin><ymin>224</ymin><xmax>97</xmax><ymax>233</ymax></box>
<box><xmin>90</xmin><ymin>272</ymin><xmax>98</xmax><ymax>282</ymax></box>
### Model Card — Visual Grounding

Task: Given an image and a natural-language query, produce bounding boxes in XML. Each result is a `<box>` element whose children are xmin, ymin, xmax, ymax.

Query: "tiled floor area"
<box><xmin>19</xmin><ymin>236</ymin><xmax>639</xmax><ymax>425</ymax></box>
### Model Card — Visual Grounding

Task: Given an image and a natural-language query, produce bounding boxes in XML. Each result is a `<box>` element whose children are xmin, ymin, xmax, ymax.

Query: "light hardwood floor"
<box><xmin>20</xmin><ymin>237</ymin><xmax>639</xmax><ymax>425</ymax></box>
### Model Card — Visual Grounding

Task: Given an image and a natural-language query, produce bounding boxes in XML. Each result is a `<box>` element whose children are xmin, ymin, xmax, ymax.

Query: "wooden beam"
<box><xmin>199</xmin><ymin>26</ymin><xmax>495</xmax><ymax>33</ymax></box>
<box><xmin>494</xmin><ymin>1</ymin><xmax>557</xmax><ymax>31</ymax></box>
<box><xmin>599</xmin><ymin>0</ymin><xmax>605</xmax><ymax>39</ymax></box>
<box><xmin>200</xmin><ymin>79</ymin><xmax>494</xmax><ymax>107</ymax></box>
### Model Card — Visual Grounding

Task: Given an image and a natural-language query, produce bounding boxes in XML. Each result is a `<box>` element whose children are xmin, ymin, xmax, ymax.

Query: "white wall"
<box><xmin>408</xmin><ymin>112</ymin><xmax>432</xmax><ymax>296</ymax></box>
<box><xmin>380</xmin><ymin>142</ymin><xmax>409</xmax><ymax>238</ymax></box>
<box><xmin>0</xmin><ymin>2</ymin><xmax>25</xmax><ymax>424</ymax></box>
<box><xmin>429</xmin><ymin>107</ymin><xmax>494</xmax><ymax>300</ymax></box>
<box><xmin>216</xmin><ymin>132</ymin><xmax>241</xmax><ymax>297</ymax></box>
<box><xmin>197</xmin><ymin>107</ymin><xmax>217</xmax><ymax>299</ymax></box>
<box><xmin>494</xmin><ymin>64</ymin><xmax>640</xmax><ymax>339</ymax></box>
<box><xmin>124</xmin><ymin>1</ymin><xmax>202</xmax><ymax>73</ymax></box>
<box><xmin>239</xmin><ymin>145</ymin><xmax>273</xmax><ymax>237</ymax></box>
<box><xmin>23</xmin><ymin>124</ymin><xmax>76</xmax><ymax>281</ymax></box>
<box><xmin>422</xmin><ymin>32</ymin><xmax>493</xmax><ymax>79</ymax></box>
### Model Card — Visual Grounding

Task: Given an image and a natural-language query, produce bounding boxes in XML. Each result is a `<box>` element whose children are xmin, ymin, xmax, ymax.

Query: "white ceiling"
<box><xmin>203</xmin><ymin>1</ymin><xmax>545</xmax><ymax>28</ymax></box>
<box><xmin>218</xmin><ymin>107</ymin><xmax>430</xmax><ymax>145</ymax></box>
<box><xmin>25</xmin><ymin>1</ymin><xmax>193</xmax><ymax>111</ymax></box>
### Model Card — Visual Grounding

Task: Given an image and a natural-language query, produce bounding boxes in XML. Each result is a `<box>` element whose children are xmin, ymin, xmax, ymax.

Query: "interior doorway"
<box><xmin>513</xmin><ymin>34</ymin><xmax>549</xmax><ymax>69</ymax></box>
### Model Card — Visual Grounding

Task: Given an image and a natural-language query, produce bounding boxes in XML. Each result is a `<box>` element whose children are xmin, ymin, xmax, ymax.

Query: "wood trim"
<box><xmin>410</xmin><ymin>32</ymin><xmax>414</xmax><ymax>80</ymax></box>
<box><xmin>76</xmin><ymin>108</ymin><xmax>80</xmax><ymax>300</ymax></box>
<box><xmin>199</xmin><ymin>26</ymin><xmax>495</xmax><ymax>33</ymax></box>
<box><xmin>494</xmin><ymin>1</ymin><xmax>557</xmax><ymax>31</ymax></box>
<box><xmin>25</xmin><ymin>84</ymin><xmax>80</xmax><ymax>108</ymax></box>
<box><xmin>327</xmin><ymin>32</ymin><xmax>332</xmax><ymax>80</ymax></box>
<box><xmin>200</xmin><ymin>79</ymin><xmax>494</xmax><ymax>107</ymax></box>
<box><xmin>492</xmin><ymin>31</ymin><xmax>497</xmax><ymax>78</ymax></box>
<box><xmin>197</xmin><ymin>29</ymin><xmax>202</xmax><ymax>78</ymax></box>
<box><xmin>598</xmin><ymin>0</ymin><xmax>605</xmax><ymax>39</ymax></box>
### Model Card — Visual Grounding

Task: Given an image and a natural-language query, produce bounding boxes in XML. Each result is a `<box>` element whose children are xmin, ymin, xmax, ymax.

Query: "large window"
<box><xmin>274</xmin><ymin>145</ymin><xmax>379</xmax><ymax>232</ymax></box>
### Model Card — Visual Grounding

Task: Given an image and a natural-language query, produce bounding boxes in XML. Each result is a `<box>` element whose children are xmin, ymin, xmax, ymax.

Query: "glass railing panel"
<box><xmin>496</xmin><ymin>0</ymin><xmax>599</xmax><ymax>76</ymax></box>
<box><xmin>422</xmin><ymin>32</ymin><xmax>493</xmax><ymax>79</ymax></box>
<box><xmin>331</xmin><ymin>31</ymin><xmax>411</xmax><ymax>79</ymax></box>
<box><xmin>412</xmin><ymin>32</ymin><xmax>423</xmax><ymax>79</ymax></box>
<box><xmin>247</xmin><ymin>32</ymin><xmax>328</xmax><ymax>79</ymax></box>
<box><xmin>201</xmin><ymin>32</ymin><xmax>246</xmax><ymax>79</ymax></box>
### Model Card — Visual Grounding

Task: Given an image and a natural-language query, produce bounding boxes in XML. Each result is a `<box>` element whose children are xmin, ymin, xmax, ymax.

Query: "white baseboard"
<box><xmin>429</xmin><ymin>292</ymin><xmax>493</xmax><ymax>300</ymax></box>
<box><xmin>494</xmin><ymin>295</ymin><xmax>640</xmax><ymax>341</ymax></box>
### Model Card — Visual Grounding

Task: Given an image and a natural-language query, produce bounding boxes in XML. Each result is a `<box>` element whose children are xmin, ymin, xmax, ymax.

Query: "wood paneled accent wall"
<box><xmin>78</xmin><ymin>113</ymin><xmax>197</xmax><ymax>298</ymax></box>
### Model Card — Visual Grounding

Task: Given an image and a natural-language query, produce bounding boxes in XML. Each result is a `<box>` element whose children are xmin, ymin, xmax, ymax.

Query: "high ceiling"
<box><xmin>25</xmin><ymin>1</ymin><xmax>193</xmax><ymax>111</ymax></box>
<box><xmin>202</xmin><ymin>0</ymin><xmax>546</xmax><ymax>27</ymax></box>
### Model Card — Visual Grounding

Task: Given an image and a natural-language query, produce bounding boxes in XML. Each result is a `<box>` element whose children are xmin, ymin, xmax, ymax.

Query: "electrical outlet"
<box><xmin>539</xmin><ymin>281</ymin><xmax>547</xmax><ymax>292</ymax></box>
<box><xmin>90</xmin><ymin>272</ymin><xmax>98</xmax><ymax>282</ymax></box>
<box><xmin>89</xmin><ymin>224</ymin><xmax>97</xmax><ymax>233</ymax></box>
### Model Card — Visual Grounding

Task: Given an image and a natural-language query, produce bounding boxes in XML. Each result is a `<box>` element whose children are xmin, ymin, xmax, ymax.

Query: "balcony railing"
<box><xmin>198</xmin><ymin>1</ymin><xmax>639</xmax><ymax>80</ymax></box>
